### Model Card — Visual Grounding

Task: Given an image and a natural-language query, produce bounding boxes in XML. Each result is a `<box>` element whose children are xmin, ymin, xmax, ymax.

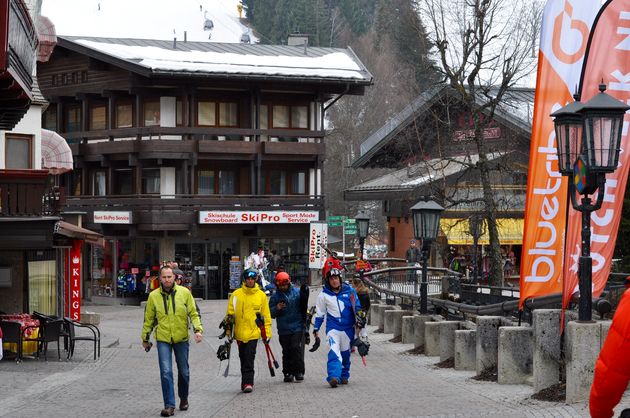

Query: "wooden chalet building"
<box><xmin>37</xmin><ymin>36</ymin><xmax>372</xmax><ymax>301</ymax></box>
<box><xmin>345</xmin><ymin>85</ymin><xmax>533</xmax><ymax>275</ymax></box>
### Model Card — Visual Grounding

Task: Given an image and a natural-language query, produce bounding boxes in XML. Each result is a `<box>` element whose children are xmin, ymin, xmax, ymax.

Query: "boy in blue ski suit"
<box><xmin>269</xmin><ymin>271</ymin><xmax>306</xmax><ymax>382</ymax></box>
<box><xmin>313</xmin><ymin>268</ymin><xmax>364</xmax><ymax>387</ymax></box>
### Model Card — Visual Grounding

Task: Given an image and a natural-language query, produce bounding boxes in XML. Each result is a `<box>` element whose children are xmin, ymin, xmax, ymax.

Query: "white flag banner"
<box><xmin>308</xmin><ymin>222</ymin><xmax>328</xmax><ymax>269</ymax></box>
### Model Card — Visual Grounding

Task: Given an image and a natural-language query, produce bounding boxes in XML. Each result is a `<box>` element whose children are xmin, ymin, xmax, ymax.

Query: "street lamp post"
<box><xmin>355</xmin><ymin>211</ymin><xmax>370</xmax><ymax>258</ymax></box>
<box><xmin>410</xmin><ymin>199</ymin><xmax>444</xmax><ymax>314</ymax></box>
<box><xmin>551</xmin><ymin>83</ymin><xmax>629</xmax><ymax>321</ymax></box>
<box><xmin>469</xmin><ymin>215</ymin><xmax>483</xmax><ymax>284</ymax></box>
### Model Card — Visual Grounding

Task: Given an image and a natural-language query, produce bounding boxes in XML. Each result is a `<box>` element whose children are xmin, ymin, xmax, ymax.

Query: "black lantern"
<box><xmin>550</xmin><ymin>98</ymin><xmax>584</xmax><ymax>175</ymax></box>
<box><xmin>579</xmin><ymin>83</ymin><xmax>630</xmax><ymax>173</ymax></box>
<box><xmin>410</xmin><ymin>199</ymin><xmax>444</xmax><ymax>314</ymax></box>
<box><xmin>410</xmin><ymin>199</ymin><xmax>444</xmax><ymax>243</ymax></box>
<box><xmin>355</xmin><ymin>211</ymin><xmax>370</xmax><ymax>256</ymax></box>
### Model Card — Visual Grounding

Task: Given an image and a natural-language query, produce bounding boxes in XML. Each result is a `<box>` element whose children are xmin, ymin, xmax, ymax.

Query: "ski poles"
<box><xmin>255</xmin><ymin>312</ymin><xmax>279</xmax><ymax>376</ymax></box>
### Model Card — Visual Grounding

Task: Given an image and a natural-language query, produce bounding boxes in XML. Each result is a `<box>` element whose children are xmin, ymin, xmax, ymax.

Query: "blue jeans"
<box><xmin>157</xmin><ymin>341</ymin><xmax>190</xmax><ymax>408</ymax></box>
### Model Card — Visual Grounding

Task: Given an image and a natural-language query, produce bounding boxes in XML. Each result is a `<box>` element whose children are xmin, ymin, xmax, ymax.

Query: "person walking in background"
<box><xmin>226</xmin><ymin>268</ymin><xmax>272</xmax><ymax>393</ymax></box>
<box><xmin>405</xmin><ymin>240</ymin><xmax>422</xmax><ymax>281</ymax></box>
<box><xmin>312</xmin><ymin>268</ymin><xmax>365</xmax><ymax>387</ymax></box>
<box><xmin>589</xmin><ymin>277</ymin><xmax>630</xmax><ymax>418</ymax></box>
<box><xmin>141</xmin><ymin>265</ymin><xmax>203</xmax><ymax>417</ymax></box>
<box><xmin>269</xmin><ymin>271</ymin><xmax>307</xmax><ymax>382</ymax></box>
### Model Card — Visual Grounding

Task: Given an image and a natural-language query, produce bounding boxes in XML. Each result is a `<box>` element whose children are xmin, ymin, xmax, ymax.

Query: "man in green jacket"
<box><xmin>142</xmin><ymin>265</ymin><xmax>203</xmax><ymax>417</ymax></box>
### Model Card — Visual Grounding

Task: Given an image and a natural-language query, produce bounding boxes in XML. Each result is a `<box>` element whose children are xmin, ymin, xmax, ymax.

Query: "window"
<box><xmin>65</xmin><ymin>106</ymin><xmax>81</xmax><ymax>132</ymax></box>
<box><xmin>43</xmin><ymin>105</ymin><xmax>57</xmax><ymax>131</ymax></box>
<box><xmin>142</xmin><ymin>169</ymin><xmax>160</xmax><ymax>194</ymax></box>
<box><xmin>198</xmin><ymin>101</ymin><xmax>216</xmax><ymax>126</ymax></box>
<box><xmin>269</xmin><ymin>170</ymin><xmax>286</xmax><ymax>194</ymax></box>
<box><xmin>5</xmin><ymin>135</ymin><xmax>32</xmax><ymax>169</ymax></box>
<box><xmin>92</xmin><ymin>171</ymin><xmax>107</xmax><ymax>196</ymax></box>
<box><xmin>90</xmin><ymin>104</ymin><xmax>107</xmax><ymax>130</ymax></box>
<box><xmin>218</xmin><ymin>170</ymin><xmax>236</xmax><ymax>194</ymax></box>
<box><xmin>272</xmin><ymin>105</ymin><xmax>290</xmax><ymax>128</ymax></box>
<box><xmin>114</xmin><ymin>169</ymin><xmax>133</xmax><ymax>194</ymax></box>
<box><xmin>197</xmin><ymin>101</ymin><xmax>238</xmax><ymax>127</ymax></box>
<box><xmin>290</xmin><ymin>171</ymin><xmax>306</xmax><ymax>194</ymax></box>
<box><xmin>389</xmin><ymin>227</ymin><xmax>396</xmax><ymax>252</ymax></box>
<box><xmin>116</xmin><ymin>103</ymin><xmax>133</xmax><ymax>128</ymax></box>
<box><xmin>144</xmin><ymin>100</ymin><xmax>160</xmax><ymax>126</ymax></box>
<box><xmin>198</xmin><ymin>170</ymin><xmax>215</xmax><ymax>194</ymax></box>
<box><xmin>176</xmin><ymin>100</ymin><xmax>183</xmax><ymax>126</ymax></box>
<box><xmin>270</xmin><ymin>104</ymin><xmax>309</xmax><ymax>129</ymax></box>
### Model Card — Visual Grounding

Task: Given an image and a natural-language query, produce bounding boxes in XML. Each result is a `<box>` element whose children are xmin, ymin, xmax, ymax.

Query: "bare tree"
<box><xmin>412</xmin><ymin>0</ymin><xmax>543</xmax><ymax>286</ymax></box>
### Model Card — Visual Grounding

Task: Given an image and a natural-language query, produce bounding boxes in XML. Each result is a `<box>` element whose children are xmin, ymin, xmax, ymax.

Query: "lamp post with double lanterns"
<box><xmin>469</xmin><ymin>215</ymin><xmax>483</xmax><ymax>284</ymax></box>
<box><xmin>551</xmin><ymin>83</ymin><xmax>629</xmax><ymax>321</ymax></box>
<box><xmin>355</xmin><ymin>211</ymin><xmax>370</xmax><ymax>258</ymax></box>
<box><xmin>410</xmin><ymin>199</ymin><xmax>444</xmax><ymax>314</ymax></box>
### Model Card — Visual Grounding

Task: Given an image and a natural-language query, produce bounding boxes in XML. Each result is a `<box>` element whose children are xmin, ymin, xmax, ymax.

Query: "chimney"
<box><xmin>173</xmin><ymin>37</ymin><xmax>177</xmax><ymax>49</ymax></box>
<box><xmin>184</xmin><ymin>31</ymin><xmax>187</xmax><ymax>42</ymax></box>
<box><xmin>287</xmin><ymin>33</ymin><xmax>309</xmax><ymax>48</ymax></box>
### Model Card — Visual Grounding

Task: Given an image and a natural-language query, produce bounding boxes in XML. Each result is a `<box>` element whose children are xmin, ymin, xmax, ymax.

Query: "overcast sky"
<box><xmin>41</xmin><ymin>0</ymin><xmax>256</xmax><ymax>43</ymax></box>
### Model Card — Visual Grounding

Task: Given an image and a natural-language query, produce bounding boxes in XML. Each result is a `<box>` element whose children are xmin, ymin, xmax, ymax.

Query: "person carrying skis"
<box><xmin>312</xmin><ymin>268</ymin><xmax>366</xmax><ymax>387</ymax></box>
<box><xmin>226</xmin><ymin>268</ymin><xmax>272</xmax><ymax>393</ymax></box>
<box><xmin>269</xmin><ymin>271</ymin><xmax>307</xmax><ymax>382</ymax></box>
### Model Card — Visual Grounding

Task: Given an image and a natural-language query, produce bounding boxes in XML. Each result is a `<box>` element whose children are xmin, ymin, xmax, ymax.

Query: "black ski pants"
<box><xmin>237</xmin><ymin>339</ymin><xmax>257</xmax><ymax>388</ymax></box>
<box><xmin>279</xmin><ymin>331</ymin><xmax>305</xmax><ymax>376</ymax></box>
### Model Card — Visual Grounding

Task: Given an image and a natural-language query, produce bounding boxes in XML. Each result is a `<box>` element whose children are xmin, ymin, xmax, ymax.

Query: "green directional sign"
<box><xmin>328</xmin><ymin>221</ymin><xmax>342</xmax><ymax>227</ymax></box>
<box><xmin>344</xmin><ymin>227</ymin><xmax>357</xmax><ymax>235</ymax></box>
<box><xmin>328</xmin><ymin>215</ymin><xmax>343</xmax><ymax>221</ymax></box>
<box><xmin>344</xmin><ymin>219</ymin><xmax>356</xmax><ymax>225</ymax></box>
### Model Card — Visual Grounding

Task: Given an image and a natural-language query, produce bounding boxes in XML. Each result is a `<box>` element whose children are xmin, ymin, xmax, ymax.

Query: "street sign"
<box><xmin>344</xmin><ymin>227</ymin><xmax>357</xmax><ymax>235</ymax></box>
<box><xmin>328</xmin><ymin>215</ymin><xmax>343</xmax><ymax>221</ymax></box>
<box><xmin>328</xmin><ymin>221</ymin><xmax>342</xmax><ymax>227</ymax></box>
<box><xmin>344</xmin><ymin>219</ymin><xmax>356</xmax><ymax>225</ymax></box>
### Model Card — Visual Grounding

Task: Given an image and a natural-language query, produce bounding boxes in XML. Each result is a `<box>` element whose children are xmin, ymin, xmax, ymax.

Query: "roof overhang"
<box><xmin>54</xmin><ymin>221</ymin><xmax>103</xmax><ymax>246</ymax></box>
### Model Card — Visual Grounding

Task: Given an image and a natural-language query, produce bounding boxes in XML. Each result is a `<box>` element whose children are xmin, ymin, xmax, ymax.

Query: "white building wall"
<box><xmin>0</xmin><ymin>105</ymin><xmax>43</xmax><ymax>169</ymax></box>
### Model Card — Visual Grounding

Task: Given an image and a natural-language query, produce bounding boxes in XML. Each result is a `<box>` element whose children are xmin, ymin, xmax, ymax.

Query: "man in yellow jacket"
<box><xmin>142</xmin><ymin>265</ymin><xmax>203</xmax><ymax>417</ymax></box>
<box><xmin>226</xmin><ymin>268</ymin><xmax>272</xmax><ymax>393</ymax></box>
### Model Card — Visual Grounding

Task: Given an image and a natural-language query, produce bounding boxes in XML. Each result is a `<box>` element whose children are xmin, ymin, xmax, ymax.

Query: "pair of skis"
<box><xmin>256</xmin><ymin>312</ymin><xmax>279</xmax><ymax>376</ymax></box>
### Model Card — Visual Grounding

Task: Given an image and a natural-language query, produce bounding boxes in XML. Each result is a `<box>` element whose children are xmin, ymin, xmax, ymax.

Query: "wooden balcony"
<box><xmin>0</xmin><ymin>170</ymin><xmax>64</xmax><ymax>217</ymax></box>
<box><xmin>64</xmin><ymin>194</ymin><xmax>324</xmax><ymax>230</ymax></box>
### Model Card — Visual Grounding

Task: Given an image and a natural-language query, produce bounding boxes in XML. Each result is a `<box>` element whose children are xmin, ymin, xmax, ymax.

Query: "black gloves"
<box><xmin>255</xmin><ymin>312</ymin><xmax>264</xmax><ymax>328</ymax></box>
<box><xmin>352</xmin><ymin>337</ymin><xmax>370</xmax><ymax>357</ymax></box>
<box><xmin>218</xmin><ymin>315</ymin><xmax>234</xmax><ymax>340</ymax></box>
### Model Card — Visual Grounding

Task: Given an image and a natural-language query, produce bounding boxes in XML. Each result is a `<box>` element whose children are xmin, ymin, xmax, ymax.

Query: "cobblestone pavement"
<box><xmin>1</xmin><ymin>288</ymin><xmax>629</xmax><ymax>418</ymax></box>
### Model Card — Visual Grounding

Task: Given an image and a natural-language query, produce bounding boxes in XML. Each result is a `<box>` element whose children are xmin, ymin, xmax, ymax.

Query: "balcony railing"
<box><xmin>0</xmin><ymin>170</ymin><xmax>64</xmax><ymax>217</ymax></box>
<box><xmin>64</xmin><ymin>194</ymin><xmax>325</xmax><ymax>213</ymax></box>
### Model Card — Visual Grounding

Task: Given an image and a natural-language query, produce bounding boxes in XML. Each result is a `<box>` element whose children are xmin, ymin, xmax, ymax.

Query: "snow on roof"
<box><xmin>42</xmin><ymin>0</ymin><xmax>257</xmax><ymax>44</ymax></box>
<box><xmin>65</xmin><ymin>37</ymin><xmax>371</xmax><ymax>82</ymax></box>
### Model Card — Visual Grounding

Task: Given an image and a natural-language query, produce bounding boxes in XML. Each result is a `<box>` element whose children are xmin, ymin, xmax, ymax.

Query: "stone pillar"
<box><xmin>425</xmin><ymin>321</ymin><xmax>442</xmax><ymax>356</ymax></box>
<box><xmin>565</xmin><ymin>321</ymin><xmax>601</xmax><ymax>403</ymax></box>
<box><xmin>532</xmin><ymin>309</ymin><xmax>562</xmax><ymax>392</ymax></box>
<box><xmin>454</xmin><ymin>330</ymin><xmax>476</xmax><ymax>371</ymax></box>
<box><xmin>374</xmin><ymin>305</ymin><xmax>396</xmax><ymax>332</ymax></box>
<box><xmin>599</xmin><ymin>320</ymin><xmax>612</xmax><ymax>349</ymax></box>
<box><xmin>476</xmin><ymin>316</ymin><xmax>503</xmax><ymax>375</ymax></box>
<box><xmin>412</xmin><ymin>315</ymin><xmax>434</xmax><ymax>350</ymax></box>
<box><xmin>367</xmin><ymin>303</ymin><xmax>382</xmax><ymax>326</ymax></box>
<box><xmin>439</xmin><ymin>321</ymin><xmax>460</xmax><ymax>362</ymax></box>
<box><xmin>498</xmin><ymin>326</ymin><xmax>533</xmax><ymax>384</ymax></box>
<box><xmin>402</xmin><ymin>316</ymin><xmax>416</xmax><ymax>344</ymax></box>
<box><xmin>384</xmin><ymin>309</ymin><xmax>413</xmax><ymax>337</ymax></box>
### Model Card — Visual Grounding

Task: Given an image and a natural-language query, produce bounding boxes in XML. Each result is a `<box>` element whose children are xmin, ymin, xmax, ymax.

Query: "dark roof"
<box><xmin>352</xmin><ymin>85</ymin><xmax>535</xmax><ymax>168</ymax></box>
<box><xmin>57</xmin><ymin>36</ymin><xmax>373</xmax><ymax>86</ymax></box>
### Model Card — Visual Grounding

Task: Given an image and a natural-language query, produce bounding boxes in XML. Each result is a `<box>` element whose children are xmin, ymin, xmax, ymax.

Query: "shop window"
<box><xmin>5</xmin><ymin>135</ymin><xmax>32</xmax><ymax>169</ymax></box>
<box><xmin>91</xmin><ymin>240</ymin><xmax>114</xmax><ymax>296</ymax></box>
<box><xmin>198</xmin><ymin>170</ymin><xmax>215</xmax><ymax>194</ymax></box>
<box><xmin>290</xmin><ymin>171</ymin><xmax>306</xmax><ymax>194</ymax></box>
<box><xmin>116</xmin><ymin>102</ymin><xmax>133</xmax><ymax>128</ymax></box>
<box><xmin>92</xmin><ymin>170</ymin><xmax>107</xmax><ymax>196</ymax></box>
<box><xmin>144</xmin><ymin>100</ymin><xmax>160</xmax><ymax>126</ymax></box>
<box><xmin>142</xmin><ymin>168</ymin><xmax>161</xmax><ymax>194</ymax></box>
<box><xmin>89</xmin><ymin>104</ymin><xmax>107</xmax><ymax>130</ymax></box>
<box><xmin>65</xmin><ymin>105</ymin><xmax>81</xmax><ymax>132</ymax></box>
<box><xmin>28</xmin><ymin>259</ymin><xmax>56</xmax><ymax>315</ymax></box>
<box><xmin>114</xmin><ymin>169</ymin><xmax>134</xmax><ymax>194</ymax></box>
<box><xmin>218</xmin><ymin>170</ymin><xmax>236</xmax><ymax>194</ymax></box>
<box><xmin>43</xmin><ymin>105</ymin><xmax>57</xmax><ymax>131</ymax></box>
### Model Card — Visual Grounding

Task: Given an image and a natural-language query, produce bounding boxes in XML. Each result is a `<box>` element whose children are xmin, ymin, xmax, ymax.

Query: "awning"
<box><xmin>440</xmin><ymin>218</ymin><xmax>524</xmax><ymax>245</ymax></box>
<box><xmin>41</xmin><ymin>129</ymin><xmax>73</xmax><ymax>174</ymax></box>
<box><xmin>36</xmin><ymin>15</ymin><xmax>57</xmax><ymax>62</ymax></box>
<box><xmin>54</xmin><ymin>221</ymin><xmax>103</xmax><ymax>246</ymax></box>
